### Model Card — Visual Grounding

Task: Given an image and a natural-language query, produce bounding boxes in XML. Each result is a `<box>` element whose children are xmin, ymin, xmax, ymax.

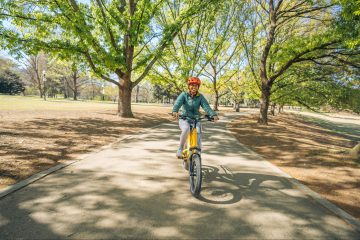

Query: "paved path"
<box><xmin>0</xmin><ymin>113</ymin><xmax>359</xmax><ymax>239</ymax></box>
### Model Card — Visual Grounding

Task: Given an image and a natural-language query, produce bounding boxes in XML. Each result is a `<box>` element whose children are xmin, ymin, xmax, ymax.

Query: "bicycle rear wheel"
<box><xmin>189</xmin><ymin>153</ymin><xmax>202</xmax><ymax>197</ymax></box>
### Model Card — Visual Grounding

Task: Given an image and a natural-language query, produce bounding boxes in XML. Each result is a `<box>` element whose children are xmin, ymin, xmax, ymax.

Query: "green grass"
<box><xmin>0</xmin><ymin>94</ymin><xmax>118</xmax><ymax>111</ymax></box>
<box><xmin>300</xmin><ymin>115</ymin><xmax>360</xmax><ymax>141</ymax></box>
<box><xmin>0</xmin><ymin>94</ymin><xmax>173</xmax><ymax>112</ymax></box>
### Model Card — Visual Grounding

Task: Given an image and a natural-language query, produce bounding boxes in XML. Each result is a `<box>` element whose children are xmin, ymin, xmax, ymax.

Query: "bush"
<box><xmin>0</xmin><ymin>70</ymin><xmax>25</xmax><ymax>95</ymax></box>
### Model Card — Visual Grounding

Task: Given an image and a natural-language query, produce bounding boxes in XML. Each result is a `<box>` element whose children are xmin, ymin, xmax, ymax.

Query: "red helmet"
<box><xmin>187</xmin><ymin>77</ymin><xmax>201</xmax><ymax>86</ymax></box>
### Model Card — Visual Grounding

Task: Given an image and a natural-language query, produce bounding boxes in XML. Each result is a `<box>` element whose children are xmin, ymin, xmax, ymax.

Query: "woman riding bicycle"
<box><xmin>172</xmin><ymin>76</ymin><xmax>219</xmax><ymax>158</ymax></box>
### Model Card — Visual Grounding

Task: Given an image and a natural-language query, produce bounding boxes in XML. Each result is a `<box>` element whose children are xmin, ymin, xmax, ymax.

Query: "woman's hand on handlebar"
<box><xmin>172</xmin><ymin>112</ymin><xmax>179</xmax><ymax>120</ymax></box>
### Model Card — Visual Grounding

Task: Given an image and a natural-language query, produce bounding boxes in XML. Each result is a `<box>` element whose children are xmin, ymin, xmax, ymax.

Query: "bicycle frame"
<box><xmin>176</xmin><ymin>115</ymin><xmax>214</xmax><ymax>197</ymax></box>
<box><xmin>181</xmin><ymin>118</ymin><xmax>201</xmax><ymax>160</ymax></box>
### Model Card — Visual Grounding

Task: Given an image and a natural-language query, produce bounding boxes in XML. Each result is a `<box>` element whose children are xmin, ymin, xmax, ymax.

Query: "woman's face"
<box><xmin>188</xmin><ymin>84</ymin><xmax>199</xmax><ymax>95</ymax></box>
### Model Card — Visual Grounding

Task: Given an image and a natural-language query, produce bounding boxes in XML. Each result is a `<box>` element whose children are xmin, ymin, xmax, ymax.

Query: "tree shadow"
<box><xmin>0</xmin><ymin>115</ymin><xmax>359</xmax><ymax>239</ymax></box>
<box><xmin>0</xmin><ymin>114</ymin><xmax>170</xmax><ymax>186</ymax></box>
<box><xmin>197</xmin><ymin>165</ymin><xmax>291</xmax><ymax>205</ymax></box>
<box><xmin>1</xmin><ymin>166</ymin><xmax>358</xmax><ymax>239</ymax></box>
<box><xmin>299</xmin><ymin>115</ymin><xmax>360</xmax><ymax>141</ymax></box>
<box><xmin>225</xmin><ymin>113</ymin><xmax>360</xmax><ymax>222</ymax></box>
<box><xmin>227</xmin><ymin>114</ymin><xmax>360</xmax><ymax>169</ymax></box>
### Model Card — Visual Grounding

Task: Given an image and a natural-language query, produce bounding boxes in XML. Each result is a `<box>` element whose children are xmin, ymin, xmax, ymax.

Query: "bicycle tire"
<box><xmin>189</xmin><ymin>153</ymin><xmax>202</xmax><ymax>197</ymax></box>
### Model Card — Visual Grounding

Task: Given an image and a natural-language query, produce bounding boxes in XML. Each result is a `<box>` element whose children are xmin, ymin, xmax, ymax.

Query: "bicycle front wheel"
<box><xmin>189</xmin><ymin>153</ymin><xmax>202</xmax><ymax>197</ymax></box>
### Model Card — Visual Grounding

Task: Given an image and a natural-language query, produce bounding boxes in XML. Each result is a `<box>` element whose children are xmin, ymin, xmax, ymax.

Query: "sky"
<box><xmin>0</xmin><ymin>50</ymin><xmax>14</xmax><ymax>60</ymax></box>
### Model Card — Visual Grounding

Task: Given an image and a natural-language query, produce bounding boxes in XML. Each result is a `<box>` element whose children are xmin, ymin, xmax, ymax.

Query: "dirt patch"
<box><xmin>0</xmin><ymin>104</ymin><xmax>172</xmax><ymax>189</ymax></box>
<box><xmin>228</xmin><ymin>113</ymin><xmax>360</xmax><ymax>220</ymax></box>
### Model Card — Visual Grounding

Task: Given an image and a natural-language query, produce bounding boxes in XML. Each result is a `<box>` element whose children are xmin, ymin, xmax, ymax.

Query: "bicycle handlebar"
<box><xmin>169</xmin><ymin>113</ymin><xmax>214</xmax><ymax>122</ymax></box>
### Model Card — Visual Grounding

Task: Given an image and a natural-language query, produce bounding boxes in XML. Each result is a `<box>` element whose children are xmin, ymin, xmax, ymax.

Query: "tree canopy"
<box><xmin>0</xmin><ymin>0</ymin><xmax>359</xmax><ymax>120</ymax></box>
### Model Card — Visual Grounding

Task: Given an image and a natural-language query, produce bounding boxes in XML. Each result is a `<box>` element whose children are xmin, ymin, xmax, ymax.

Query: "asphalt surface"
<box><xmin>0</xmin><ymin>113</ymin><xmax>359</xmax><ymax>239</ymax></box>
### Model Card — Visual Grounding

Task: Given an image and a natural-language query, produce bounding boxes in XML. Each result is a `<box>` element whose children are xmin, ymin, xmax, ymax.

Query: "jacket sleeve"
<box><xmin>172</xmin><ymin>92</ymin><xmax>185</xmax><ymax>112</ymax></box>
<box><xmin>200</xmin><ymin>94</ymin><xmax>217</xmax><ymax>117</ymax></box>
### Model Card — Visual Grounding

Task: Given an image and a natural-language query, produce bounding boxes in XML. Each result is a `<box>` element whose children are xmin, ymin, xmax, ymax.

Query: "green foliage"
<box><xmin>0</xmin><ymin>57</ymin><xmax>24</xmax><ymax>94</ymax></box>
<box><xmin>271</xmin><ymin>61</ymin><xmax>360</xmax><ymax>113</ymax></box>
<box><xmin>336</xmin><ymin>0</ymin><xmax>360</xmax><ymax>48</ymax></box>
<box><xmin>1</xmin><ymin>0</ymin><xmax>358</xmax><ymax>115</ymax></box>
<box><xmin>0</xmin><ymin>70</ymin><xmax>24</xmax><ymax>94</ymax></box>
<box><xmin>152</xmin><ymin>83</ymin><xmax>177</xmax><ymax>102</ymax></box>
<box><xmin>0</xmin><ymin>0</ymin><xmax>217</xmax><ymax>85</ymax></box>
<box><xmin>150</xmin><ymin>0</ymin><xmax>241</xmax><ymax>106</ymax></box>
<box><xmin>148</xmin><ymin>2</ymin><xmax>218</xmax><ymax>93</ymax></box>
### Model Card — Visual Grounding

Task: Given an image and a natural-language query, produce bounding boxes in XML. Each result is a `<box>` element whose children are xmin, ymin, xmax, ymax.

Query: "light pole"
<box><xmin>42</xmin><ymin>70</ymin><xmax>47</xmax><ymax>101</ymax></box>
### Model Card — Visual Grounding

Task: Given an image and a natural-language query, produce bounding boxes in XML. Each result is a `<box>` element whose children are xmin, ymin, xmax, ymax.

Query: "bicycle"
<box><xmin>177</xmin><ymin>115</ymin><xmax>214</xmax><ymax>197</ymax></box>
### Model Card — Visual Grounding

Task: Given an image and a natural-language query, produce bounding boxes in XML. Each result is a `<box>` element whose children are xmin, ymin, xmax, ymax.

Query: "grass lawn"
<box><xmin>0</xmin><ymin>95</ymin><xmax>173</xmax><ymax>188</ymax></box>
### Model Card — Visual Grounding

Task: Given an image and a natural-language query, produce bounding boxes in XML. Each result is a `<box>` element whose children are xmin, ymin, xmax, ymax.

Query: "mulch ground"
<box><xmin>228</xmin><ymin>113</ymin><xmax>360</xmax><ymax>220</ymax></box>
<box><xmin>0</xmin><ymin>105</ymin><xmax>172</xmax><ymax>188</ymax></box>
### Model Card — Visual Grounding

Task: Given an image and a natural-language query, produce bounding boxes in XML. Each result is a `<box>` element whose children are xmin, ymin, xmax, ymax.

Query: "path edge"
<box><xmin>0</xmin><ymin>122</ymin><xmax>166</xmax><ymax>200</ymax></box>
<box><xmin>223</xmin><ymin>113</ymin><xmax>360</xmax><ymax>233</ymax></box>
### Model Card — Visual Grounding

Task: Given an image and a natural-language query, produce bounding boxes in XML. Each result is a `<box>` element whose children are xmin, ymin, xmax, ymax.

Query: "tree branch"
<box><xmin>95</xmin><ymin>0</ymin><xmax>119</xmax><ymax>51</ymax></box>
<box><xmin>83</xmin><ymin>51</ymin><xmax>119</xmax><ymax>86</ymax></box>
<box><xmin>132</xmin><ymin>24</ymin><xmax>182</xmax><ymax>87</ymax></box>
<box><xmin>269</xmin><ymin>41</ymin><xmax>339</xmax><ymax>83</ymax></box>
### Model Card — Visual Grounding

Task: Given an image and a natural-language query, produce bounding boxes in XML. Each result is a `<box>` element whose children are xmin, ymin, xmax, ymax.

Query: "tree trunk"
<box><xmin>235</xmin><ymin>102</ymin><xmax>240</xmax><ymax>112</ymax></box>
<box><xmin>34</xmin><ymin>60</ymin><xmax>43</xmax><ymax>98</ymax></box>
<box><xmin>214</xmin><ymin>91</ymin><xmax>219</xmax><ymax>111</ymax></box>
<box><xmin>63</xmin><ymin>78</ymin><xmax>68</xmax><ymax>98</ymax></box>
<box><xmin>278</xmin><ymin>104</ymin><xmax>284</xmax><ymax>114</ymax></box>
<box><xmin>258</xmin><ymin>83</ymin><xmax>271</xmax><ymax>124</ymax></box>
<box><xmin>73</xmin><ymin>73</ymin><xmax>78</xmax><ymax>100</ymax></box>
<box><xmin>118</xmin><ymin>85</ymin><xmax>134</xmax><ymax>118</ymax></box>
<box><xmin>38</xmin><ymin>85</ymin><xmax>43</xmax><ymax>98</ymax></box>
<box><xmin>91</xmin><ymin>80</ymin><xmax>96</xmax><ymax>100</ymax></box>
<box><xmin>43</xmin><ymin>81</ymin><xmax>47</xmax><ymax>101</ymax></box>
<box><xmin>135</xmin><ymin>85</ymin><xmax>140</xmax><ymax>103</ymax></box>
<box><xmin>270</xmin><ymin>103</ymin><xmax>276</xmax><ymax>116</ymax></box>
<box><xmin>36</xmin><ymin>76</ymin><xmax>43</xmax><ymax>98</ymax></box>
<box><xmin>257</xmin><ymin>2</ymin><xmax>276</xmax><ymax>125</ymax></box>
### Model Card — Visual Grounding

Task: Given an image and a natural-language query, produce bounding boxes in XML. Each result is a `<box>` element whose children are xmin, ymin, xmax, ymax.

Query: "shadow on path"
<box><xmin>0</xmin><ymin>114</ymin><xmax>359</xmax><ymax>239</ymax></box>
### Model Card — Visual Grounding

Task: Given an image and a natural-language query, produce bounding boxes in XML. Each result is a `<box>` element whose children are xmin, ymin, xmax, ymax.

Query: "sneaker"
<box><xmin>183</xmin><ymin>160</ymin><xmax>189</xmax><ymax>170</ymax></box>
<box><xmin>176</xmin><ymin>148</ymin><xmax>182</xmax><ymax>159</ymax></box>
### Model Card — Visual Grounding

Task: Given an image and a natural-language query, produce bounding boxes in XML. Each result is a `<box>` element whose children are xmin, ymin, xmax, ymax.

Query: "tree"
<box><xmin>148</xmin><ymin>3</ymin><xmax>218</xmax><ymax>96</ymax></box>
<box><xmin>0</xmin><ymin>70</ymin><xmax>25</xmax><ymax>94</ymax></box>
<box><xmin>80</xmin><ymin>77</ymin><xmax>103</xmax><ymax>100</ymax></box>
<box><xmin>22</xmin><ymin>52</ymin><xmax>47</xmax><ymax>98</ymax></box>
<box><xmin>265</xmin><ymin>48</ymin><xmax>359</xmax><ymax>114</ymax></box>
<box><xmin>0</xmin><ymin>57</ymin><xmax>25</xmax><ymax>94</ymax></box>
<box><xmin>1</xmin><ymin>0</ymin><xmax>218</xmax><ymax>117</ymax></box>
<box><xmin>227</xmin><ymin>74</ymin><xmax>245</xmax><ymax>112</ymax></box>
<box><xmin>133</xmin><ymin>81</ymin><xmax>153</xmax><ymax>103</ymax></box>
<box><xmin>22</xmin><ymin>52</ymin><xmax>70</xmax><ymax>99</ymax></box>
<box><xmin>104</xmin><ymin>84</ymin><xmax>118</xmax><ymax>102</ymax></box>
<box><xmin>246</xmin><ymin>0</ymin><xmax>359</xmax><ymax>124</ymax></box>
<box><xmin>50</xmin><ymin>60</ymin><xmax>88</xmax><ymax>100</ymax></box>
<box><xmin>0</xmin><ymin>57</ymin><xmax>14</xmax><ymax>72</ymax></box>
<box><xmin>336</xmin><ymin>0</ymin><xmax>360</xmax><ymax>48</ymax></box>
<box><xmin>198</xmin><ymin>0</ymin><xmax>242</xmax><ymax>111</ymax></box>
<box><xmin>152</xmin><ymin>83</ymin><xmax>177</xmax><ymax>103</ymax></box>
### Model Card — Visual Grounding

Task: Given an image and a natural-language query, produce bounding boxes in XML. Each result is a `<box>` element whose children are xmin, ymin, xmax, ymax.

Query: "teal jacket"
<box><xmin>172</xmin><ymin>92</ymin><xmax>217</xmax><ymax>118</ymax></box>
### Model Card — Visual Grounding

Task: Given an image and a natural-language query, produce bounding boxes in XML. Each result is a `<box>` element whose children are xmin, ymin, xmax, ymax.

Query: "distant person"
<box><xmin>172</xmin><ymin>77</ymin><xmax>219</xmax><ymax>158</ymax></box>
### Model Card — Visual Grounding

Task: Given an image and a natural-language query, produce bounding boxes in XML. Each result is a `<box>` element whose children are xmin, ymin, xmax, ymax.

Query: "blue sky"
<box><xmin>0</xmin><ymin>50</ymin><xmax>14</xmax><ymax>60</ymax></box>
